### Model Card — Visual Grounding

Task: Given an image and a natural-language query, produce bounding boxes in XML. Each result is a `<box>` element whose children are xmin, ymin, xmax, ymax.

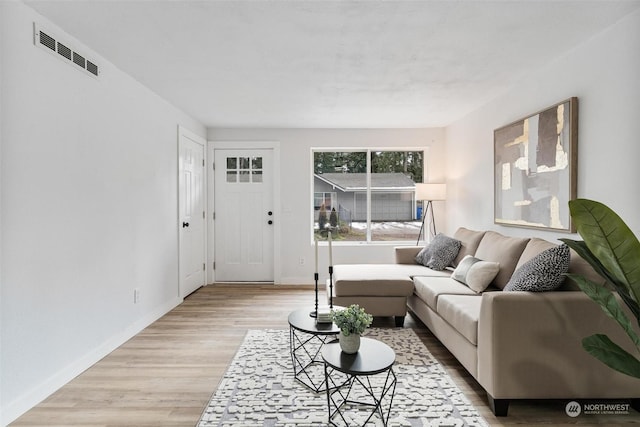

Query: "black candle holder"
<box><xmin>309</xmin><ymin>272</ymin><xmax>319</xmax><ymax>318</ymax></box>
<box><xmin>328</xmin><ymin>265</ymin><xmax>334</xmax><ymax>309</ymax></box>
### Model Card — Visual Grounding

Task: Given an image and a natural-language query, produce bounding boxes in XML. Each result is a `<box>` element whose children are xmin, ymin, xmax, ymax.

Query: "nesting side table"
<box><xmin>288</xmin><ymin>307</ymin><xmax>340</xmax><ymax>393</ymax></box>
<box><xmin>322</xmin><ymin>337</ymin><xmax>397</xmax><ymax>426</ymax></box>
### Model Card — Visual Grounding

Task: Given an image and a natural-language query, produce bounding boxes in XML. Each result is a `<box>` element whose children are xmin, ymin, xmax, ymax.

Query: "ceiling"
<box><xmin>25</xmin><ymin>0</ymin><xmax>640</xmax><ymax>128</ymax></box>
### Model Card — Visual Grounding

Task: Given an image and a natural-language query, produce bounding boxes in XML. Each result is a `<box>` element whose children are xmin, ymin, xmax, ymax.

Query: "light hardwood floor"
<box><xmin>11</xmin><ymin>284</ymin><xmax>639</xmax><ymax>426</ymax></box>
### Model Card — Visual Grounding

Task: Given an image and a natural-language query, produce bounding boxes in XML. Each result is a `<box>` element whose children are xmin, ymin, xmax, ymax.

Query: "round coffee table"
<box><xmin>288</xmin><ymin>307</ymin><xmax>341</xmax><ymax>393</ymax></box>
<box><xmin>322</xmin><ymin>338</ymin><xmax>397</xmax><ymax>426</ymax></box>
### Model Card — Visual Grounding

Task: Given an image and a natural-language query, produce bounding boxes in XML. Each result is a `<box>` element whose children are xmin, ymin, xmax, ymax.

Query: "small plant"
<box><xmin>330</xmin><ymin>207</ymin><xmax>338</xmax><ymax>228</ymax></box>
<box><xmin>331</xmin><ymin>304</ymin><xmax>373</xmax><ymax>336</ymax></box>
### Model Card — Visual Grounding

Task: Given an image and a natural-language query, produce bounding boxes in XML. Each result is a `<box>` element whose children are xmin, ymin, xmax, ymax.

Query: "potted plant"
<box><xmin>560</xmin><ymin>199</ymin><xmax>640</xmax><ymax>378</ymax></box>
<box><xmin>331</xmin><ymin>304</ymin><xmax>373</xmax><ymax>354</ymax></box>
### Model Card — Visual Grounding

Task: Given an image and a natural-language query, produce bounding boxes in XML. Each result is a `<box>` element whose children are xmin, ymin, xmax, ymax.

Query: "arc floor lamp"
<box><xmin>415</xmin><ymin>183</ymin><xmax>446</xmax><ymax>245</ymax></box>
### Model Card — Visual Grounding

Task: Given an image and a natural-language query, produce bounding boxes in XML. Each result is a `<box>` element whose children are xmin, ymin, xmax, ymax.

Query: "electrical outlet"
<box><xmin>299</xmin><ymin>257</ymin><xmax>305</xmax><ymax>265</ymax></box>
<box><xmin>134</xmin><ymin>288</ymin><xmax>140</xmax><ymax>304</ymax></box>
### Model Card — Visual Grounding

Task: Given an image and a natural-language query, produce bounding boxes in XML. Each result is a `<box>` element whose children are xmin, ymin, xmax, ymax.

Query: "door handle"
<box><xmin>182</xmin><ymin>222</ymin><xmax>190</xmax><ymax>228</ymax></box>
<box><xmin>268</xmin><ymin>211</ymin><xmax>273</xmax><ymax>216</ymax></box>
<box><xmin>268</xmin><ymin>220</ymin><xmax>273</xmax><ymax>225</ymax></box>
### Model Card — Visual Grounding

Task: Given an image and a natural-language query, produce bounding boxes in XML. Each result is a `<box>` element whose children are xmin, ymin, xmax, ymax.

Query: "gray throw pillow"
<box><xmin>415</xmin><ymin>233</ymin><xmax>462</xmax><ymax>271</ymax></box>
<box><xmin>504</xmin><ymin>244</ymin><xmax>570</xmax><ymax>292</ymax></box>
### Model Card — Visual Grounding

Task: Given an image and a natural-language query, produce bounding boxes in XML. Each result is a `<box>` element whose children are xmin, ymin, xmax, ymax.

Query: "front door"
<box><xmin>178</xmin><ymin>128</ymin><xmax>206</xmax><ymax>297</ymax></box>
<box><xmin>214</xmin><ymin>149</ymin><xmax>274</xmax><ymax>282</ymax></box>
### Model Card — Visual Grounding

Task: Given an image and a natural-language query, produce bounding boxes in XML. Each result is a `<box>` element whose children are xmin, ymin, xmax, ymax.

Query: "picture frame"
<box><xmin>494</xmin><ymin>97</ymin><xmax>578</xmax><ymax>232</ymax></box>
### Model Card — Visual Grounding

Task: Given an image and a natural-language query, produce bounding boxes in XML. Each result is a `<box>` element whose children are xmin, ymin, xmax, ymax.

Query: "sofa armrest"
<box><xmin>395</xmin><ymin>246</ymin><xmax>422</xmax><ymax>264</ymax></box>
<box><xmin>477</xmin><ymin>291</ymin><xmax>639</xmax><ymax>400</ymax></box>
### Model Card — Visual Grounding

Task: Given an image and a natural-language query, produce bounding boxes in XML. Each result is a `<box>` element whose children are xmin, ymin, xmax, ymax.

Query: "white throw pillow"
<box><xmin>451</xmin><ymin>255</ymin><xmax>500</xmax><ymax>293</ymax></box>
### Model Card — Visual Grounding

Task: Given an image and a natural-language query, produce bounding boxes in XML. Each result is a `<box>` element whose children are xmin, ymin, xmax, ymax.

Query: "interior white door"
<box><xmin>214</xmin><ymin>149</ymin><xmax>274</xmax><ymax>282</ymax></box>
<box><xmin>179</xmin><ymin>130</ymin><xmax>206</xmax><ymax>297</ymax></box>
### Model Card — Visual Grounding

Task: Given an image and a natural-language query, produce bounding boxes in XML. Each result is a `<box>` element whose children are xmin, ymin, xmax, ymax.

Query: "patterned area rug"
<box><xmin>198</xmin><ymin>328</ymin><xmax>488</xmax><ymax>426</ymax></box>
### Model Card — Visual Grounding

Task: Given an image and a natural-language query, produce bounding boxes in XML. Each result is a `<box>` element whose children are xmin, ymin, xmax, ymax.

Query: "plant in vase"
<box><xmin>331</xmin><ymin>304</ymin><xmax>373</xmax><ymax>354</ymax></box>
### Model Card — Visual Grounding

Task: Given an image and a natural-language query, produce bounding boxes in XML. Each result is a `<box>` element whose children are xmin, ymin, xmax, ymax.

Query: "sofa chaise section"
<box><xmin>329</xmin><ymin>263</ymin><xmax>449</xmax><ymax>326</ymax></box>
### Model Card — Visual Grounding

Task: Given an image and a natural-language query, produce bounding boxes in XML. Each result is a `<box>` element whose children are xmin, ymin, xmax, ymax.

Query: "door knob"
<box><xmin>182</xmin><ymin>222</ymin><xmax>190</xmax><ymax>228</ymax></box>
<box><xmin>268</xmin><ymin>220</ymin><xmax>273</xmax><ymax>225</ymax></box>
<box><xmin>268</xmin><ymin>211</ymin><xmax>273</xmax><ymax>216</ymax></box>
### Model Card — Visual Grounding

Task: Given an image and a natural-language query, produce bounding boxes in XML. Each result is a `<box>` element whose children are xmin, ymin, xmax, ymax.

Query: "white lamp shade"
<box><xmin>415</xmin><ymin>183</ymin><xmax>446</xmax><ymax>201</ymax></box>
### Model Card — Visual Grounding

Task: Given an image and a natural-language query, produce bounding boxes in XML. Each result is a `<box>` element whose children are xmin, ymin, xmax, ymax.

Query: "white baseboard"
<box><xmin>1</xmin><ymin>297</ymin><xmax>182</xmax><ymax>426</ymax></box>
<box><xmin>278</xmin><ymin>276</ymin><xmax>316</xmax><ymax>285</ymax></box>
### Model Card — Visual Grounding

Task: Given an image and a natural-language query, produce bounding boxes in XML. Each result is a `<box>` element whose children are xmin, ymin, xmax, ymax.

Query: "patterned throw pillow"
<box><xmin>504</xmin><ymin>244</ymin><xmax>570</xmax><ymax>292</ymax></box>
<box><xmin>415</xmin><ymin>233</ymin><xmax>462</xmax><ymax>271</ymax></box>
<box><xmin>451</xmin><ymin>255</ymin><xmax>500</xmax><ymax>293</ymax></box>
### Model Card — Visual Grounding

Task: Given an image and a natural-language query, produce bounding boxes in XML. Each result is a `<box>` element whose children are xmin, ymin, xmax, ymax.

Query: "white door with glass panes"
<box><xmin>214</xmin><ymin>149</ymin><xmax>274</xmax><ymax>282</ymax></box>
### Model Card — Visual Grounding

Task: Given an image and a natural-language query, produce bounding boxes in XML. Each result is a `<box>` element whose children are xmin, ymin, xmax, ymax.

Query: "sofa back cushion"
<box><xmin>515</xmin><ymin>238</ymin><xmax>557</xmax><ymax>270</ymax></box>
<box><xmin>474</xmin><ymin>231</ymin><xmax>530</xmax><ymax>289</ymax></box>
<box><xmin>452</xmin><ymin>227</ymin><xmax>486</xmax><ymax>267</ymax></box>
<box><xmin>563</xmin><ymin>249</ymin><xmax>604</xmax><ymax>290</ymax></box>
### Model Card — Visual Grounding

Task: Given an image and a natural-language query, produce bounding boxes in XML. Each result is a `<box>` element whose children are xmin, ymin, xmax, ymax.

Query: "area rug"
<box><xmin>198</xmin><ymin>328</ymin><xmax>488</xmax><ymax>426</ymax></box>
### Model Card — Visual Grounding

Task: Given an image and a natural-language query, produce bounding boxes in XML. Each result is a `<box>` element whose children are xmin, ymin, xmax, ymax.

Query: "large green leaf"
<box><xmin>582</xmin><ymin>334</ymin><xmax>640</xmax><ymax>379</ymax></box>
<box><xmin>568</xmin><ymin>274</ymin><xmax>640</xmax><ymax>347</ymax></box>
<box><xmin>561</xmin><ymin>238</ymin><xmax>614</xmax><ymax>283</ymax></box>
<box><xmin>562</xmin><ymin>239</ymin><xmax>640</xmax><ymax>323</ymax></box>
<box><xmin>568</xmin><ymin>199</ymin><xmax>640</xmax><ymax>306</ymax></box>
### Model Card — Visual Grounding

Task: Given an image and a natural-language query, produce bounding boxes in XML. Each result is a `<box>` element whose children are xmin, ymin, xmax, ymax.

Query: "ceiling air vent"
<box><xmin>72</xmin><ymin>51</ymin><xmax>86</xmax><ymax>68</ymax></box>
<box><xmin>39</xmin><ymin>30</ymin><xmax>56</xmax><ymax>51</ymax></box>
<box><xmin>86</xmin><ymin>61</ymin><xmax>99</xmax><ymax>76</ymax></box>
<box><xmin>34</xmin><ymin>23</ymin><xmax>100</xmax><ymax>79</ymax></box>
<box><xmin>57</xmin><ymin>42</ymin><xmax>72</xmax><ymax>60</ymax></box>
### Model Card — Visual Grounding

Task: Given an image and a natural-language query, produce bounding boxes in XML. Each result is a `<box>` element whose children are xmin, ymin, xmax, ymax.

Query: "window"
<box><xmin>312</xmin><ymin>149</ymin><xmax>424</xmax><ymax>242</ymax></box>
<box><xmin>226</xmin><ymin>156</ymin><xmax>263</xmax><ymax>183</ymax></box>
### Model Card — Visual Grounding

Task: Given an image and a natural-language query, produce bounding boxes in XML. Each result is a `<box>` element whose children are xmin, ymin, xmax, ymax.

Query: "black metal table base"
<box><xmin>289</xmin><ymin>326</ymin><xmax>338</xmax><ymax>393</ymax></box>
<box><xmin>324</xmin><ymin>365</ymin><xmax>397</xmax><ymax>426</ymax></box>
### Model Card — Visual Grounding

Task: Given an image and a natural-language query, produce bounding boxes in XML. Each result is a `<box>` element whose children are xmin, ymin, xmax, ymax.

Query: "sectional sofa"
<box><xmin>329</xmin><ymin>227</ymin><xmax>639</xmax><ymax>416</ymax></box>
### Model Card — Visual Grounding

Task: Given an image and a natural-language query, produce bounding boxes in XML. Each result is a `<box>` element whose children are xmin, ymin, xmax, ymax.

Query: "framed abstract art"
<box><xmin>494</xmin><ymin>97</ymin><xmax>578</xmax><ymax>232</ymax></box>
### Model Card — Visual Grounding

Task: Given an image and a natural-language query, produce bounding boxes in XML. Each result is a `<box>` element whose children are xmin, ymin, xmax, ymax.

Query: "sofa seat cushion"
<box><xmin>413</xmin><ymin>276</ymin><xmax>476</xmax><ymax>311</ymax></box>
<box><xmin>332</xmin><ymin>264</ymin><xmax>438</xmax><ymax>297</ymax></box>
<box><xmin>437</xmin><ymin>295</ymin><xmax>482</xmax><ymax>345</ymax></box>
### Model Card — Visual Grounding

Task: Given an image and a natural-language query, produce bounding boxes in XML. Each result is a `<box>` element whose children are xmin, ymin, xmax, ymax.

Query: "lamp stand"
<box><xmin>328</xmin><ymin>265</ymin><xmax>333</xmax><ymax>309</ymax></box>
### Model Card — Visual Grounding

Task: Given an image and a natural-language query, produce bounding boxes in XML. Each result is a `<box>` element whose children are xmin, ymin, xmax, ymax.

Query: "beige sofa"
<box><xmin>330</xmin><ymin>227</ymin><xmax>640</xmax><ymax>416</ymax></box>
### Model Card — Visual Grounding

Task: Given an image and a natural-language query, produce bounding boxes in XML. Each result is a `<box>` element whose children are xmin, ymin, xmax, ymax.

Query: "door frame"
<box><xmin>207</xmin><ymin>140</ymin><xmax>281</xmax><ymax>284</ymax></box>
<box><xmin>178</xmin><ymin>125</ymin><xmax>207</xmax><ymax>297</ymax></box>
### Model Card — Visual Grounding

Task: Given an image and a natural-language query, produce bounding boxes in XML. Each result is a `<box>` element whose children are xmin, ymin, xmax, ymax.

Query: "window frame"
<box><xmin>311</xmin><ymin>147</ymin><xmax>427</xmax><ymax>245</ymax></box>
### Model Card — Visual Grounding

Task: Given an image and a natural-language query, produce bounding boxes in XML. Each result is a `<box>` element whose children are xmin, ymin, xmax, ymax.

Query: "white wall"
<box><xmin>0</xmin><ymin>2</ymin><xmax>4</xmax><ymax>420</ymax></box>
<box><xmin>208</xmin><ymin>128</ymin><xmax>446</xmax><ymax>284</ymax></box>
<box><xmin>0</xmin><ymin>2</ymin><xmax>205</xmax><ymax>424</ymax></box>
<box><xmin>446</xmin><ymin>9</ymin><xmax>640</xmax><ymax>242</ymax></box>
